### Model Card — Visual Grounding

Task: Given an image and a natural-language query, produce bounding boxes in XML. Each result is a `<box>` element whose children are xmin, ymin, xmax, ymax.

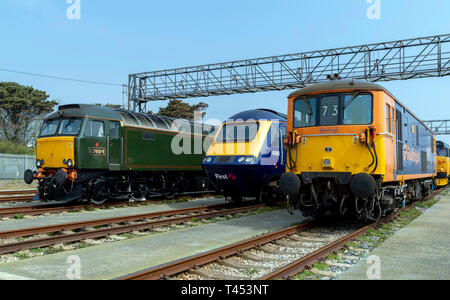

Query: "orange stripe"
<box><xmin>399</xmin><ymin>173</ymin><xmax>436</xmax><ymax>180</ymax></box>
<box><xmin>384</xmin><ymin>173</ymin><xmax>437</xmax><ymax>183</ymax></box>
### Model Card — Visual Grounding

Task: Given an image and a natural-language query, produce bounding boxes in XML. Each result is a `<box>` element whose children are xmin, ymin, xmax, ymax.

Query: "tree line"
<box><xmin>0</xmin><ymin>82</ymin><xmax>208</xmax><ymax>155</ymax></box>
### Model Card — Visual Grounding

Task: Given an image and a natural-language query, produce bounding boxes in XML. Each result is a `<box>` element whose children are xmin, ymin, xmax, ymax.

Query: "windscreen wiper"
<box><xmin>304</xmin><ymin>97</ymin><xmax>313</xmax><ymax>115</ymax></box>
<box><xmin>343</xmin><ymin>91</ymin><xmax>361</xmax><ymax>109</ymax></box>
<box><xmin>64</xmin><ymin>118</ymin><xmax>76</xmax><ymax>129</ymax></box>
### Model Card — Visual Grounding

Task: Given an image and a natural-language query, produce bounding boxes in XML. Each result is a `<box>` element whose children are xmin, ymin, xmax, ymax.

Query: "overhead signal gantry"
<box><xmin>128</xmin><ymin>33</ymin><xmax>450</xmax><ymax>113</ymax></box>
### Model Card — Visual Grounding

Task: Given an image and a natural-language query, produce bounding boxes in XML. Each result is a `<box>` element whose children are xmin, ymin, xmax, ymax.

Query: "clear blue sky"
<box><xmin>1</xmin><ymin>0</ymin><xmax>449</xmax><ymax>142</ymax></box>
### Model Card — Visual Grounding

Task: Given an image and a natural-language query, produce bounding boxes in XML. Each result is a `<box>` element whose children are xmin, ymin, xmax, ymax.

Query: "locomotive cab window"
<box><xmin>40</xmin><ymin>119</ymin><xmax>60</xmax><ymax>137</ymax></box>
<box><xmin>391</xmin><ymin>108</ymin><xmax>395</xmax><ymax>135</ymax></box>
<box><xmin>59</xmin><ymin>118</ymin><xmax>82</xmax><ymax>136</ymax></box>
<box><xmin>293</xmin><ymin>93</ymin><xmax>373</xmax><ymax>128</ymax></box>
<box><xmin>40</xmin><ymin>118</ymin><xmax>83</xmax><ymax>137</ymax></box>
<box><xmin>343</xmin><ymin>94</ymin><xmax>372</xmax><ymax>125</ymax></box>
<box><xmin>386</xmin><ymin>105</ymin><xmax>390</xmax><ymax>132</ymax></box>
<box><xmin>320</xmin><ymin>96</ymin><xmax>339</xmax><ymax>126</ymax></box>
<box><xmin>85</xmin><ymin>120</ymin><xmax>105</xmax><ymax>138</ymax></box>
<box><xmin>109</xmin><ymin>122</ymin><xmax>120</xmax><ymax>139</ymax></box>
<box><xmin>216</xmin><ymin>122</ymin><xmax>260</xmax><ymax>143</ymax></box>
<box><xmin>294</xmin><ymin>97</ymin><xmax>317</xmax><ymax>127</ymax></box>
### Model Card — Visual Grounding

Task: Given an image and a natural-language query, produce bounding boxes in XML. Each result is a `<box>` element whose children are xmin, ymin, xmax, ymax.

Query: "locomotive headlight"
<box><xmin>245</xmin><ymin>156</ymin><xmax>255</xmax><ymax>164</ymax></box>
<box><xmin>67</xmin><ymin>159</ymin><xmax>74</xmax><ymax>168</ymax></box>
<box><xmin>238</xmin><ymin>157</ymin><xmax>245</xmax><ymax>163</ymax></box>
<box><xmin>63</xmin><ymin>159</ymin><xmax>67</xmax><ymax>165</ymax></box>
<box><xmin>204</xmin><ymin>157</ymin><xmax>213</xmax><ymax>163</ymax></box>
<box><xmin>36</xmin><ymin>160</ymin><xmax>42</xmax><ymax>168</ymax></box>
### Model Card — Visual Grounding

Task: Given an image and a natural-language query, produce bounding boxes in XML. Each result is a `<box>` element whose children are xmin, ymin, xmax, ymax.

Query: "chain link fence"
<box><xmin>0</xmin><ymin>153</ymin><xmax>36</xmax><ymax>180</ymax></box>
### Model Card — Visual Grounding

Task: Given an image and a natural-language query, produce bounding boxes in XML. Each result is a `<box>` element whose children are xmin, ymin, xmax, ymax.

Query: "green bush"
<box><xmin>0</xmin><ymin>140</ymin><xmax>34</xmax><ymax>155</ymax></box>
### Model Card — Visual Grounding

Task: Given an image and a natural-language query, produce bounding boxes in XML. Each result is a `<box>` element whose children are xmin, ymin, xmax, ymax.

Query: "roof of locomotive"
<box><xmin>227</xmin><ymin>109</ymin><xmax>287</xmax><ymax>122</ymax></box>
<box><xmin>288</xmin><ymin>80</ymin><xmax>435</xmax><ymax>135</ymax></box>
<box><xmin>288</xmin><ymin>80</ymin><xmax>388</xmax><ymax>98</ymax></box>
<box><xmin>44</xmin><ymin>104</ymin><xmax>216</xmax><ymax>134</ymax></box>
<box><xmin>43</xmin><ymin>104</ymin><xmax>122</xmax><ymax>120</ymax></box>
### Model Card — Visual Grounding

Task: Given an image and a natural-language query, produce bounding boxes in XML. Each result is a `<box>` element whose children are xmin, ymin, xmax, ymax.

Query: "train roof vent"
<box><xmin>59</xmin><ymin>104</ymin><xmax>81</xmax><ymax>111</ymax></box>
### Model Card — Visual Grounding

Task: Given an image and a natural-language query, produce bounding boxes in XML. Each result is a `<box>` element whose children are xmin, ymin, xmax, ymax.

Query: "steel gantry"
<box><xmin>128</xmin><ymin>33</ymin><xmax>450</xmax><ymax>112</ymax></box>
<box><xmin>424</xmin><ymin>120</ymin><xmax>450</xmax><ymax>135</ymax></box>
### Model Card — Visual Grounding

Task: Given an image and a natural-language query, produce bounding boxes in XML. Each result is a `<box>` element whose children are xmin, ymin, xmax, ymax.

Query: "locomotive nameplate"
<box><xmin>89</xmin><ymin>147</ymin><xmax>106</xmax><ymax>156</ymax></box>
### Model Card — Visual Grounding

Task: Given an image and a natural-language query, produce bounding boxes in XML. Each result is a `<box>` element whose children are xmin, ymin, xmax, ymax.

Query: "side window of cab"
<box><xmin>109</xmin><ymin>122</ymin><xmax>120</xmax><ymax>139</ymax></box>
<box><xmin>85</xmin><ymin>120</ymin><xmax>105</xmax><ymax>138</ymax></box>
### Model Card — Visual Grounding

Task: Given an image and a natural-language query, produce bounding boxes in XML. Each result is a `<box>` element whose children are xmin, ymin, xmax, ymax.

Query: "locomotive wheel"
<box><xmin>88</xmin><ymin>178</ymin><xmax>108</xmax><ymax>205</ymax></box>
<box><xmin>90</xmin><ymin>197</ymin><xmax>107</xmax><ymax>205</ymax></box>
<box><xmin>130</xmin><ymin>193</ymin><xmax>147</xmax><ymax>202</ymax></box>
<box><xmin>130</xmin><ymin>184</ymin><xmax>148</xmax><ymax>202</ymax></box>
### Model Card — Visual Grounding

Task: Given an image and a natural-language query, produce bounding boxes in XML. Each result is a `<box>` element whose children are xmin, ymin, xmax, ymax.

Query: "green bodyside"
<box><xmin>75</xmin><ymin>125</ymin><xmax>212</xmax><ymax>171</ymax></box>
<box><xmin>125</xmin><ymin>128</ymin><xmax>210</xmax><ymax>171</ymax></box>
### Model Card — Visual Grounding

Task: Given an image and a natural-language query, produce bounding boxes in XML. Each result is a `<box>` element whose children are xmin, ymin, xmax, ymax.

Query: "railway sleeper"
<box><xmin>273</xmin><ymin>240</ymin><xmax>302</xmax><ymax>248</ymax></box>
<box><xmin>59</xmin><ymin>230</ymin><xmax>75</xmax><ymax>235</ymax></box>
<box><xmin>255</xmin><ymin>246</ymin><xmax>284</xmax><ymax>255</ymax></box>
<box><xmin>109</xmin><ymin>223</ymin><xmax>123</xmax><ymax>229</ymax></box>
<box><xmin>190</xmin><ymin>269</ymin><xmax>248</xmax><ymax>281</ymax></box>
<box><xmin>287</xmin><ymin>234</ymin><xmax>331</xmax><ymax>244</ymax></box>
<box><xmin>298</xmin><ymin>232</ymin><xmax>330</xmax><ymax>238</ymax></box>
<box><xmin>217</xmin><ymin>259</ymin><xmax>271</xmax><ymax>270</ymax></box>
<box><xmin>236</xmin><ymin>252</ymin><xmax>284</xmax><ymax>263</ymax></box>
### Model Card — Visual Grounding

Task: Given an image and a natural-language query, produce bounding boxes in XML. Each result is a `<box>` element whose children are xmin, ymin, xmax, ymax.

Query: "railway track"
<box><xmin>0</xmin><ymin>190</ymin><xmax>36</xmax><ymax>204</ymax></box>
<box><xmin>0</xmin><ymin>193</ymin><xmax>218</xmax><ymax>218</ymax></box>
<box><xmin>0</xmin><ymin>203</ymin><xmax>265</xmax><ymax>255</ymax></box>
<box><xmin>120</xmin><ymin>189</ymin><xmax>444</xmax><ymax>280</ymax></box>
<box><xmin>0</xmin><ymin>190</ymin><xmax>36</xmax><ymax>196</ymax></box>
<box><xmin>0</xmin><ymin>201</ymin><xmax>130</xmax><ymax>218</ymax></box>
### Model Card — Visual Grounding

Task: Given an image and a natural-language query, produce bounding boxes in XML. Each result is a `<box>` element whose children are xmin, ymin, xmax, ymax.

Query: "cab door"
<box><xmin>80</xmin><ymin>119</ymin><xmax>108</xmax><ymax>169</ymax></box>
<box><xmin>108</xmin><ymin>121</ymin><xmax>121</xmax><ymax>171</ymax></box>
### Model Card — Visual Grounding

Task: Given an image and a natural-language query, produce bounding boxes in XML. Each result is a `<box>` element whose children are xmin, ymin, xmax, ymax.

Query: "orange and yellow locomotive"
<box><xmin>280</xmin><ymin>80</ymin><xmax>436</xmax><ymax>221</ymax></box>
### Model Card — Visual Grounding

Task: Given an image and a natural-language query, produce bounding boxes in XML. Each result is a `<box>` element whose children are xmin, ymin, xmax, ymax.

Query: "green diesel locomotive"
<box><xmin>24</xmin><ymin>104</ymin><xmax>216</xmax><ymax>204</ymax></box>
